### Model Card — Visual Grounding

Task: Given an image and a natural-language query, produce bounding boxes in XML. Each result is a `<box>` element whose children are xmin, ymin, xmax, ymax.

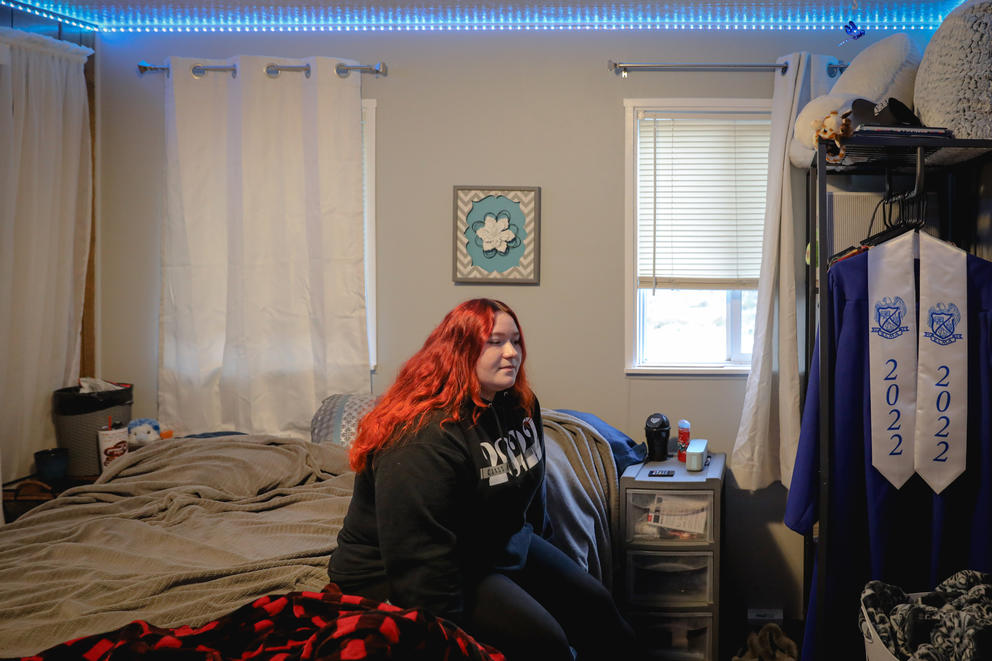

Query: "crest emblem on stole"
<box><xmin>871</xmin><ymin>296</ymin><xmax>909</xmax><ymax>340</ymax></box>
<box><xmin>923</xmin><ymin>302</ymin><xmax>963</xmax><ymax>346</ymax></box>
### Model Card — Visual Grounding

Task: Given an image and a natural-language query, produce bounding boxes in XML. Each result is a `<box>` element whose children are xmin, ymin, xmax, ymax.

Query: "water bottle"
<box><xmin>677</xmin><ymin>419</ymin><xmax>691</xmax><ymax>462</ymax></box>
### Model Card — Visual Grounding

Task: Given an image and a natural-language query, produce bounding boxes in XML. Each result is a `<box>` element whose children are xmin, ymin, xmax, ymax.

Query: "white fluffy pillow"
<box><xmin>790</xmin><ymin>33</ymin><xmax>922</xmax><ymax>167</ymax></box>
<box><xmin>831</xmin><ymin>32</ymin><xmax>921</xmax><ymax>104</ymax></box>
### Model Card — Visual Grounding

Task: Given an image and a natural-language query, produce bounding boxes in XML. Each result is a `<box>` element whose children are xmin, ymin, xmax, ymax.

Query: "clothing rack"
<box><xmin>807</xmin><ymin>133</ymin><xmax>992</xmax><ymax>659</ymax></box>
<box><xmin>607</xmin><ymin>59</ymin><xmax>847</xmax><ymax>78</ymax></box>
<box><xmin>136</xmin><ymin>60</ymin><xmax>387</xmax><ymax>78</ymax></box>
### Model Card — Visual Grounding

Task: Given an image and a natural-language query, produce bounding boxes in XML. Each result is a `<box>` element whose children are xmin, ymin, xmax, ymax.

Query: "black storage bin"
<box><xmin>52</xmin><ymin>383</ymin><xmax>133</xmax><ymax>476</ymax></box>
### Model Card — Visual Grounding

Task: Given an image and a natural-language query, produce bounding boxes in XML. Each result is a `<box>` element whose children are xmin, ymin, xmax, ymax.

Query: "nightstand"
<box><xmin>619</xmin><ymin>453</ymin><xmax>726</xmax><ymax>661</ymax></box>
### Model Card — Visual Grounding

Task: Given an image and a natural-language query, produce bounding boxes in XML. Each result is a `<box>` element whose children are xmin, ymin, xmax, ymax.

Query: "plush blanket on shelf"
<box><xmin>0</xmin><ymin>435</ymin><xmax>356</xmax><ymax>658</ymax></box>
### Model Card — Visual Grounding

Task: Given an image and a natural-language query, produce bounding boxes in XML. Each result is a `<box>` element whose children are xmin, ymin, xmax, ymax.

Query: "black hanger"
<box><xmin>860</xmin><ymin>147</ymin><xmax>926</xmax><ymax>248</ymax></box>
<box><xmin>861</xmin><ymin>218</ymin><xmax>919</xmax><ymax>247</ymax></box>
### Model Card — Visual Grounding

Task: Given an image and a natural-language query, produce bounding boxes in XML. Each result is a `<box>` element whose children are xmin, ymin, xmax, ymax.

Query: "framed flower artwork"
<box><xmin>452</xmin><ymin>186</ymin><xmax>541</xmax><ymax>284</ymax></box>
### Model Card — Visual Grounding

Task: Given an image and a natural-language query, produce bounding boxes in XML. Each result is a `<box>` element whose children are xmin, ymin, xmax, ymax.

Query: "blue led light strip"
<box><xmin>8</xmin><ymin>2</ymin><xmax>961</xmax><ymax>33</ymax></box>
<box><xmin>1</xmin><ymin>0</ymin><xmax>97</xmax><ymax>30</ymax></box>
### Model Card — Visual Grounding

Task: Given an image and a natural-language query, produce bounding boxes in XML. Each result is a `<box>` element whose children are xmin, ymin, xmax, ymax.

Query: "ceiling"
<box><xmin>8</xmin><ymin>0</ymin><xmax>967</xmax><ymax>31</ymax></box>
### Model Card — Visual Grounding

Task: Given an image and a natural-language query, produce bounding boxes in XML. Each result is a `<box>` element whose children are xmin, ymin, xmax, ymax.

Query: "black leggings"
<box><xmin>462</xmin><ymin>534</ymin><xmax>636</xmax><ymax>661</ymax></box>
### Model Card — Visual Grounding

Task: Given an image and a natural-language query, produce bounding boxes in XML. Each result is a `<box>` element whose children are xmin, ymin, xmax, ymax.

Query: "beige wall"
<box><xmin>94</xmin><ymin>27</ymin><xmax>933</xmax><ymax>631</ymax></box>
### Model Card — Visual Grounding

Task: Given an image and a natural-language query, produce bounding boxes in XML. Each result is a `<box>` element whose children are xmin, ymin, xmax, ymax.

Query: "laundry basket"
<box><xmin>52</xmin><ymin>383</ymin><xmax>133</xmax><ymax>476</ymax></box>
<box><xmin>861</xmin><ymin>598</ymin><xmax>899</xmax><ymax>661</ymax></box>
<box><xmin>861</xmin><ymin>590</ymin><xmax>927</xmax><ymax>661</ymax></box>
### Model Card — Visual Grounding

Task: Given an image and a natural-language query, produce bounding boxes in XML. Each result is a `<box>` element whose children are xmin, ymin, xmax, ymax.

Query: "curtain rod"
<box><xmin>136</xmin><ymin>60</ymin><xmax>387</xmax><ymax>79</ymax></box>
<box><xmin>607</xmin><ymin>60</ymin><xmax>847</xmax><ymax>78</ymax></box>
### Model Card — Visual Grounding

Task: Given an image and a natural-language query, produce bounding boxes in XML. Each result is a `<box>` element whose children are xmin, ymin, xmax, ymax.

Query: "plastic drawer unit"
<box><xmin>619</xmin><ymin>453</ymin><xmax>725</xmax><ymax>661</ymax></box>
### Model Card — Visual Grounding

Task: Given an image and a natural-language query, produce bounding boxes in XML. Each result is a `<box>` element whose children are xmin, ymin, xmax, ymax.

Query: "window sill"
<box><xmin>626</xmin><ymin>365</ymin><xmax>751</xmax><ymax>377</ymax></box>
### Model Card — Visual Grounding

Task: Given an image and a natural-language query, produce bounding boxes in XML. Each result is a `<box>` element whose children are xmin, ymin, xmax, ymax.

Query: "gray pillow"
<box><xmin>311</xmin><ymin>393</ymin><xmax>378</xmax><ymax>447</ymax></box>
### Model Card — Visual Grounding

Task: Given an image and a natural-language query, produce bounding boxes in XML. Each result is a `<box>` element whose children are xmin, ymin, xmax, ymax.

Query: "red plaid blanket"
<box><xmin>22</xmin><ymin>584</ymin><xmax>506</xmax><ymax>661</ymax></box>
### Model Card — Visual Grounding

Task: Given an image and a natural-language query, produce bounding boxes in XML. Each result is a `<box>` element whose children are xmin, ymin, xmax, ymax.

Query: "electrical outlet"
<box><xmin>747</xmin><ymin>608</ymin><xmax>783</xmax><ymax>625</ymax></box>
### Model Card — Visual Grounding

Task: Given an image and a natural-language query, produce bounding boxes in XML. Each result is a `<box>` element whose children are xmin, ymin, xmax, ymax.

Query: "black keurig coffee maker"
<box><xmin>645</xmin><ymin>413</ymin><xmax>671</xmax><ymax>461</ymax></box>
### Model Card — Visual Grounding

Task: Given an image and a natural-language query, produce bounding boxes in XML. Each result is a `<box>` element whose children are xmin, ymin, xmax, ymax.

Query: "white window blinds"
<box><xmin>636</xmin><ymin>110</ymin><xmax>770</xmax><ymax>289</ymax></box>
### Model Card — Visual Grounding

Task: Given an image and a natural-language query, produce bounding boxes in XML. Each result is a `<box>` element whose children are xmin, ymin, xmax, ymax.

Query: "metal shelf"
<box><xmin>818</xmin><ymin>133</ymin><xmax>992</xmax><ymax>173</ymax></box>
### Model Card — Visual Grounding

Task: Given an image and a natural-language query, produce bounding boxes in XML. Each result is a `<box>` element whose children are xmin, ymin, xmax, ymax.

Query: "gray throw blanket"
<box><xmin>0</xmin><ymin>436</ymin><xmax>355</xmax><ymax>658</ymax></box>
<box><xmin>541</xmin><ymin>409</ymin><xmax>620</xmax><ymax>590</ymax></box>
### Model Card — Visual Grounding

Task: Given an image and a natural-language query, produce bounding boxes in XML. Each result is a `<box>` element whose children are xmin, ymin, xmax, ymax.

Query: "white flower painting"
<box><xmin>453</xmin><ymin>186</ymin><xmax>541</xmax><ymax>284</ymax></box>
<box><xmin>476</xmin><ymin>213</ymin><xmax>518</xmax><ymax>254</ymax></box>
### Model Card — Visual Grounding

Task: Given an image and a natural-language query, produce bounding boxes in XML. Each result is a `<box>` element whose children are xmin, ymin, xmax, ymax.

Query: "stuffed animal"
<box><xmin>790</xmin><ymin>33</ymin><xmax>922</xmax><ymax>167</ymax></box>
<box><xmin>127</xmin><ymin>418</ymin><xmax>162</xmax><ymax>448</ymax></box>
<box><xmin>814</xmin><ymin>109</ymin><xmax>854</xmax><ymax>162</ymax></box>
<box><xmin>732</xmin><ymin>623</ymin><xmax>799</xmax><ymax>661</ymax></box>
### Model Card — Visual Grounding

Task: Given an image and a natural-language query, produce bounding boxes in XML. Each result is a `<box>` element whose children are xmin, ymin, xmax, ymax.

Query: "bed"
<box><xmin>0</xmin><ymin>402</ymin><xmax>639</xmax><ymax>659</ymax></box>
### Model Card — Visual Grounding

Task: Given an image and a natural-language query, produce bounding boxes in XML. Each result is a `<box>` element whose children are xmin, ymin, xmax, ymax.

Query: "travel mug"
<box><xmin>645</xmin><ymin>413</ymin><xmax>671</xmax><ymax>461</ymax></box>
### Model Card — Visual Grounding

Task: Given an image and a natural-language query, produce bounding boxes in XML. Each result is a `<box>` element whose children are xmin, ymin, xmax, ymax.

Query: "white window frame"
<box><xmin>623</xmin><ymin>97</ymin><xmax>771</xmax><ymax>375</ymax></box>
<box><xmin>362</xmin><ymin>98</ymin><xmax>378</xmax><ymax>373</ymax></box>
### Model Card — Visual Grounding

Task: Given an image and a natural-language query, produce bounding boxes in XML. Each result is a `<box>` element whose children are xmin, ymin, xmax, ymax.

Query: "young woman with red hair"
<box><xmin>328</xmin><ymin>298</ymin><xmax>635</xmax><ymax>660</ymax></box>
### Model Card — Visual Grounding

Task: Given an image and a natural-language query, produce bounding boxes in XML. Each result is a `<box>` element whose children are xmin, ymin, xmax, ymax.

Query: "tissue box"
<box><xmin>686</xmin><ymin>439</ymin><xmax>708</xmax><ymax>471</ymax></box>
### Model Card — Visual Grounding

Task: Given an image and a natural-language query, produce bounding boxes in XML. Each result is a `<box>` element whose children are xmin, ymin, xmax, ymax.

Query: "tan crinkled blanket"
<box><xmin>0</xmin><ymin>435</ymin><xmax>355</xmax><ymax>658</ymax></box>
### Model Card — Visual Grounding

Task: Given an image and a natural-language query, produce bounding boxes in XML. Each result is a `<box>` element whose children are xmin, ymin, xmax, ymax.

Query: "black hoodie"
<box><xmin>328</xmin><ymin>392</ymin><xmax>549</xmax><ymax>621</ymax></box>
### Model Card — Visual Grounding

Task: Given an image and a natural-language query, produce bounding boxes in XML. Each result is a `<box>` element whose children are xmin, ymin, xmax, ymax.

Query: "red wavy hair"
<box><xmin>349</xmin><ymin>298</ymin><xmax>535</xmax><ymax>472</ymax></box>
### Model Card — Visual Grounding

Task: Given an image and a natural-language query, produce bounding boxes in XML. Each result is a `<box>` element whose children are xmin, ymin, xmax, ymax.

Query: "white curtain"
<box><xmin>160</xmin><ymin>55</ymin><xmax>369</xmax><ymax>439</ymax></box>
<box><xmin>0</xmin><ymin>28</ymin><xmax>92</xmax><ymax>499</ymax></box>
<box><xmin>730</xmin><ymin>53</ymin><xmax>837</xmax><ymax>491</ymax></box>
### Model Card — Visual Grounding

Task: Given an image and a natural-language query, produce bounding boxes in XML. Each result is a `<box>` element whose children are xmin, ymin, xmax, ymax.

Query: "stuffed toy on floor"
<box><xmin>732</xmin><ymin>623</ymin><xmax>799</xmax><ymax>661</ymax></box>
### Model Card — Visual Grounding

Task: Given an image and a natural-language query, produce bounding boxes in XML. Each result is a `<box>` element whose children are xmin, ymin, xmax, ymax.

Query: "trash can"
<box><xmin>52</xmin><ymin>383</ymin><xmax>133</xmax><ymax>476</ymax></box>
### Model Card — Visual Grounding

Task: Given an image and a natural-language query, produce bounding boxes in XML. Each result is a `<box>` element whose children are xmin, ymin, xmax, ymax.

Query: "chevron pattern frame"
<box><xmin>453</xmin><ymin>186</ymin><xmax>541</xmax><ymax>284</ymax></box>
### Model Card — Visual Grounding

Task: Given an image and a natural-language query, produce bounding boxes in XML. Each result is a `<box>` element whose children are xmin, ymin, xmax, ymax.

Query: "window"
<box><xmin>624</xmin><ymin>98</ymin><xmax>770</xmax><ymax>371</ymax></box>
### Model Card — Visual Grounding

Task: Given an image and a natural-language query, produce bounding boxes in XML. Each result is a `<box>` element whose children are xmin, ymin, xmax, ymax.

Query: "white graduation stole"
<box><xmin>914</xmin><ymin>232</ymin><xmax>967</xmax><ymax>494</ymax></box>
<box><xmin>867</xmin><ymin>231</ymin><xmax>968</xmax><ymax>493</ymax></box>
<box><xmin>868</xmin><ymin>231</ymin><xmax>917</xmax><ymax>488</ymax></box>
